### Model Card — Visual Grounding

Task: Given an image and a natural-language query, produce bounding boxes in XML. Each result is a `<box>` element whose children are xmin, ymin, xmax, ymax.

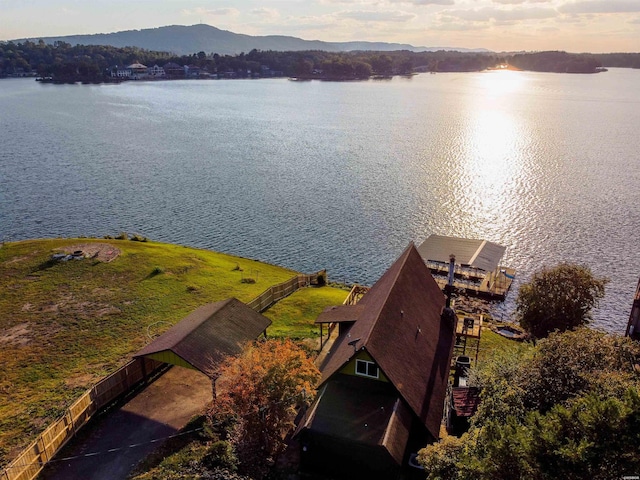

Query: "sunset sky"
<box><xmin>2</xmin><ymin>0</ymin><xmax>639</xmax><ymax>52</ymax></box>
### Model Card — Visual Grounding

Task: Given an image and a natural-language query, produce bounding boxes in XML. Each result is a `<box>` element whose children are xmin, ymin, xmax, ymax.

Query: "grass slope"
<box><xmin>262</xmin><ymin>286</ymin><xmax>349</xmax><ymax>339</ymax></box>
<box><xmin>0</xmin><ymin>238</ymin><xmax>344</xmax><ymax>465</ymax></box>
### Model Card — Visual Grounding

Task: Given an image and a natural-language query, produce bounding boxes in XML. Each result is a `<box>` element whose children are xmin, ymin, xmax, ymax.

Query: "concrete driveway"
<box><xmin>40</xmin><ymin>366</ymin><xmax>212</xmax><ymax>480</ymax></box>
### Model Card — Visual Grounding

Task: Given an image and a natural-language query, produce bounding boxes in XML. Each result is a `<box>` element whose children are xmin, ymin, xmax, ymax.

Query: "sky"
<box><xmin>1</xmin><ymin>0</ymin><xmax>639</xmax><ymax>52</ymax></box>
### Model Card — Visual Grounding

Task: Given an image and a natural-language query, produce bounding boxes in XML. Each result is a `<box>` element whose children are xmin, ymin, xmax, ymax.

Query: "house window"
<box><xmin>355</xmin><ymin>359</ymin><xmax>379</xmax><ymax>379</ymax></box>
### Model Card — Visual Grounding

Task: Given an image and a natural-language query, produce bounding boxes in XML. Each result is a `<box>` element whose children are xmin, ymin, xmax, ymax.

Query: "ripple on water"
<box><xmin>1</xmin><ymin>72</ymin><xmax>639</xmax><ymax>333</ymax></box>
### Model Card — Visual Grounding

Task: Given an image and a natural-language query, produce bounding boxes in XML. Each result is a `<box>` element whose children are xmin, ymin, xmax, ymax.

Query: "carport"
<box><xmin>134</xmin><ymin>297</ymin><xmax>272</xmax><ymax>375</ymax></box>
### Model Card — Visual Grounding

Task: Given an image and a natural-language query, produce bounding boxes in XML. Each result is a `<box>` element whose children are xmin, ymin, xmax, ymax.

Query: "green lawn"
<box><xmin>263</xmin><ymin>286</ymin><xmax>349</xmax><ymax>339</ymax></box>
<box><xmin>0</xmin><ymin>238</ymin><xmax>307</xmax><ymax>465</ymax></box>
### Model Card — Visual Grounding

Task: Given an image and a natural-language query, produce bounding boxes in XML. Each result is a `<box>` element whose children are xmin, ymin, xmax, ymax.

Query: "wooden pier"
<box><xmin>417</xmin><ymin>234</ymin><xmax>516</xmax><ymax>301</ymax></box>
<box><xmin>427</xmin><ymin>262</ymin><xmax>516</xmax><ymax>301</ymax></box>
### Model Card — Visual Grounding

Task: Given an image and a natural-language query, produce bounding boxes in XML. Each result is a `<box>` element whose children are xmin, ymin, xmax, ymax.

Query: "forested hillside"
<box><xmin>1</xmin><ymin>40</ymin><xmax>634</xmax><ymax>84</ymax></box>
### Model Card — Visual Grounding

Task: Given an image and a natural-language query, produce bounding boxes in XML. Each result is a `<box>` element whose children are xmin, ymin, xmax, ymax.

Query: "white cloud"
<box><xmin>250</xmin><ymin>8</ymin><xmax>280</xmax><ymax>19</ymax></box>
<box><xmin>442</xmin><ymin>6</ymin><xmax>558</xmax><ymax>22</ymax></box>
<box><xmin>386</xmin><ymin>0</ymin><xmax>454</xmax><ymax>5</ymax></box>
<box><xmin>558</xmin><ymin>1</ymin><xmax>640</xmax><ymax>14</ymax></box>
<box><xmin>181</xmin><ymin>7</ymin><xmax>240</xmax><ymax>17</ymax></box>
<box><xmin>335</xmin><ymin>10</ymin><xmax>417</xmax><ymax>22</ymax></box>
<box><xmin>492</xmin><ymin>0</ymin><xmax>554</xmax><ymax>4</ymax></box>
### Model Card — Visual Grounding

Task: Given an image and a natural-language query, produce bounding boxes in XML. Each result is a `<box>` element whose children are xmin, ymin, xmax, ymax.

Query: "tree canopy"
<box><xmin>515</xmin><ymin>263</ymin><xmax>607</xmax><ymax>339</ymax></box>
<box><xmin>418</xmin><ymin>328</ymin><xmax>640</xmax><ymax>480</ymax></box>
<box><xmin>205</xmin><ymin>339</ymin><xmax>319</xmax><ymax>479</ymax></box>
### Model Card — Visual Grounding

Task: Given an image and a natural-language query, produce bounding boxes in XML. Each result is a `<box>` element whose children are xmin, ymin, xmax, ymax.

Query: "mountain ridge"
<box><xmin>14</xmin><ymin>24</ymin><xmax>491</xmax><ymax>56</ymax></box>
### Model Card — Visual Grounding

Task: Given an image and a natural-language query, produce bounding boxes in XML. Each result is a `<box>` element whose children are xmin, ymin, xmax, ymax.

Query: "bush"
<box><xmin>202</xmin><ymin>441</ymin><xmax>238</xmax><ymax>472</ymax></box>
<box><xmin>150</xmin><ymin>266</ymin><xmax>164</xmax><ymax>277</ymax></box>
<box><xmin>130</xmin><ymin>233</ymin><xmax>148</xmax><ymax>242</ymax></box>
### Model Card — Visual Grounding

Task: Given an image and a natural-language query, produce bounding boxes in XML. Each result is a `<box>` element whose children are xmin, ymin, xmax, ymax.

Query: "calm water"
<box><xmin>1</xmin><ymin>70</ymin><xmax>639</xmax><ymax>332</ymax></box>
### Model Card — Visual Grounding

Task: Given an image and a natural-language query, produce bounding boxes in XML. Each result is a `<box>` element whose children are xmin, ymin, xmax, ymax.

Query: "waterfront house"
<box><xmin>110</xmin><ymin>65</ymin><xmax>131</xmax><ymax>78</ymax></box>
<box><xmin>148</xmin><ymin>64</ymin><xmax>165</xmax><ymax>77</ymax></box>
<box><xmin>163</xmin><ymin>62</ymin><xmax>184</xmax><ymax>78</ymax></box>
<box><xmin>625</xmin><ymin>278</ymin><xmax>640</xmax><ymax>340</ymax></box>
<box><xmin>296</xmin><ymin>243</ymin><xmax>456</xmax><ymax>479</ymax></box>
<box><xmin>185</xmin><ymin>64</ymin><xmax>201</xmax><ymax>78</ymax></box>
<box><xmin>127</xmin><ymin>62</ymin><xmax>148</xmax><ymax>79</ymax></box>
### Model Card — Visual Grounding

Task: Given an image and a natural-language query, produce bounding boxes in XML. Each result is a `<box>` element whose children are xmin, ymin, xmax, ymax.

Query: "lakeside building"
<box><xmin>417</xmin><ymin>234</ymin><xmax>515</xmax><ymax>301</ymax></box>
<box><xmin>296</xmin><ymin>243</ymin><xmax>456</xmax><ymax>479</ymax></box>
<box><xmin>625</xmin><ymin>278</ymin><xmax>640</xmax><ymax>340</ymax></box>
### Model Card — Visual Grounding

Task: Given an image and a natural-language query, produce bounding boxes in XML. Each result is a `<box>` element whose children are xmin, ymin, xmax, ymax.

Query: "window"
<box><xmin>355</xmin><ymin>359</ymin><xmax>379</xmax><ymax>379</ymax></box>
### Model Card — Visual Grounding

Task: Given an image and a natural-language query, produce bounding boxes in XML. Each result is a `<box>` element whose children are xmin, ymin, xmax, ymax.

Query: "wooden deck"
<box><xmin>453</xmin><ymin>313</ymin><xmax>483</xmax><ymax>363</ymax></box>
<box><xmin>455</xmin><ymin>314</ymin><xmax>482</xmax><ymax>339</ymax></box>
<box><xmin>428</xmin><ymin>263</ymin><xmax>516</xmax><ymax>301</ymax></box>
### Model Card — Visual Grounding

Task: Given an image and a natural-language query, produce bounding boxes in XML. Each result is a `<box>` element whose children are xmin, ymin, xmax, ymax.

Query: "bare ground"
<box><xmin>55</xmin><ymin>243</ymin><xmax>121</xmax><ymax>263</ymax></box>
<box><xmin>40</xmin><ymin>366</ymin><xmax>212</xmax><ymax>480</ymax></box>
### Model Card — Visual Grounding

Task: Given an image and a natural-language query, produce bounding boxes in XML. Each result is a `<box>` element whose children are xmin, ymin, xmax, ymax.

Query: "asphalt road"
<box><xmin>40</xmin><ymin>366</ymin><xmax>212</xmax><ymax>480</ymax></box>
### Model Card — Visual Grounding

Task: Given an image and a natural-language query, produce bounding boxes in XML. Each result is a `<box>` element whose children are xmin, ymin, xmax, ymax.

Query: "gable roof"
<box><xmin>298</xmin><ymin>374</ymin><xmax>412</xmax><ymax>465</ymax></box>
<box><xmin>417</xmin><ymin>234</ymin><xmax>506</xmax><ymax>272</ymax></box>
<box><xmin>134</xmin><ymin>298</ymin><xmax>271</xmax><ymax>374</ymax></box>
<box><xmin>318</xmin><ymin>242</ymin><xmax>455</xmax><ymax>439</ymax></box>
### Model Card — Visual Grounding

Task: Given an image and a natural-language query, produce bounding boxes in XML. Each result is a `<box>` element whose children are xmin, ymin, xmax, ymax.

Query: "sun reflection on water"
<box><xmin>456</xmin><ymin>71</ymin><xmax>530</xmax><ymax>235</ymax></box>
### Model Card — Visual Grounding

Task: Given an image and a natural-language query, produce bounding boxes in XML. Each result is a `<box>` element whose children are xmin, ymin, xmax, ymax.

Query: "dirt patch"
<box><xmin>65</xmin><ymin>373</ymin><xmax>97</xmax><ymax>389</ymax></box>
<box><xmin>55</xmin><ymin>243</ymin><xmax>121</xmax><ymax>263</ymax></box>
<box><xmin>0</xmin><ymin>322</ymin><xmax>32</xmax><ymax>346</ymax></box>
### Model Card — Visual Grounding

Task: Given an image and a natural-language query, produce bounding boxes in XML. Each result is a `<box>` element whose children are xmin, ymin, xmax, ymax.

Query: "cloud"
<box><xmin>181</xmin><ymin>7</ymin><xmax>240</xmax><ymax>17</ymax></box>
<box><xmin>492</xmin><ymin>0</ymin><xmax>553</xmax><ymax>4</ymax></box>
<box><xmin>442</xmin><ymin>6</ymin><xmax>558</xmax><ymax>22</ymax></box>
<box><xmin>386</xmin><ymin>0</ymin><xmax>454</xmax><ymax>5</ymax></box>
<box><xmin>558</xmin><ymin>1</ymin><xmax>640</xmax><ymax>14</ymax></box>
<box><xmin>250</xmin><ymin>8</ymin><xmax>280</xmax><ymax>19</ymax></box>
<box><xmin>335</xmin><ymin>10</ymin><xmax>417</xmax><ymax>22</ymax></box>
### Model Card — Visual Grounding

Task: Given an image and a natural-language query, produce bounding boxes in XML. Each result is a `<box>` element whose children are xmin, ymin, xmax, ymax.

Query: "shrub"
<box><xmin>150</xmin><ymin>266</ymin><xmax>164</xmax><ymax>277</ymax></box>
<box><xmin>202</xmin><ymin>440</ymin><xmax>238</xmax><ymax>472</ymax></box>
<box><xmin>130</xmin><ymin>233</ymin><xmax>148</xmax><ymax>242</ymax></box>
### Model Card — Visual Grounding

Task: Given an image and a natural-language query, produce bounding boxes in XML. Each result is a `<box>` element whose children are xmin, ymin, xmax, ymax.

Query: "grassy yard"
<box><xmin>263</xmin><ymin>286</ymin><xmax>349</xmax><ymax>340</ymax></box>
<box><xmin>0</xmin><ymin>238</ymin><xmax>347</xmax><ymax>465</ymax></box>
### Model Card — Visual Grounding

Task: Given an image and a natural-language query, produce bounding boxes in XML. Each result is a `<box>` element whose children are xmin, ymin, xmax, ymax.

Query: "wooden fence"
<box><xmin>1</xmin><ymin>269</ymin><xmax>326</xmax><ymax>480</ymax></box>
<box><xmin>246</xmin><ymin>270</ymin><xmax>326</xmax><ymax>313</ymax></box>
<box><xmin>2</xmin><ymin>357</ymin><xmax>165</xmax><ymax>480</ymax></box>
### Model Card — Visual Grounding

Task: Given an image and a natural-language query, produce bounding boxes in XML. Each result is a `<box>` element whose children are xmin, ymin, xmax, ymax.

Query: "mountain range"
<box><xmin>16</xmin><ymin>24</ymin><xmax>490</xmax><ymax>56</ymax></box>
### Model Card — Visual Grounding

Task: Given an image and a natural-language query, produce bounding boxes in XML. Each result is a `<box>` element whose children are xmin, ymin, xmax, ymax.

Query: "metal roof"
<box><xmin>134</xmin><ymin>298</ymin><xmax>271</xmax><ymax>375</ymax></box>
<box><xmin>417</xmin><ymin>234</ymin><xmax>506</xmax><ymax>272</ymax></box>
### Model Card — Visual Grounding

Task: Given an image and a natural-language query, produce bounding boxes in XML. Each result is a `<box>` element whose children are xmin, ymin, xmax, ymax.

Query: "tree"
<box><xmin>418</xmin><ymin>328</ymin><xmax>640</xmax><ymax>479</ymax></box>
<box><xmin>516</xmin><ymin>263</ymin><xmax>607</xmax><ymax>339</ymax></box>
<box><xmin>206</xmin><ymin>339</ymin><xmax>320</xmax><ymax>479</ymax></box>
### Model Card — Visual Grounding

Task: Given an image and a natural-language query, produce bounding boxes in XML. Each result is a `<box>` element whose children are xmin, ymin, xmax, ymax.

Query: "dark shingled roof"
<box><xmin>134</xmin><ymin>298</ymin><xmax>271</xmax><ymax>374</ymax></box>
<box><xmin>318</xmin><ymin>242</ymin><xmax>456</xmax><ymax>439</ymax></box>
<box><xmin>315</xmin><ymin>304</ymin><xmax>365</xmax><ymax>324</ymax></box>
<box><xmin>299</xmin><ymin>374</ymin><xmax>412</xmax><ymax>465</ymax></box>
<box><xmin>452</xmin><ymin>387</ymin><xmax>481</xmax><ymax>417</ymax></box>
<box><xmin>417</xmin><ymin>234</ymin><xmax>506</xmax><ymax>272</ymax></box>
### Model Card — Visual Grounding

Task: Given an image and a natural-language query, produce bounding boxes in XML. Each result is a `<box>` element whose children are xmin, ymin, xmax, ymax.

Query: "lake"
<box><xmin>1</xmin><ymin>69</ymin><xmax>639</xmax><ymax>333</ymax></box>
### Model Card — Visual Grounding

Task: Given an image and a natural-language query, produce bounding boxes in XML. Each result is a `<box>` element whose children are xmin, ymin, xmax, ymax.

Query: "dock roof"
<box><xmin>417</xmin><ymin>234</ymin><xmax>506</xmax><ymax>272</ymax></box>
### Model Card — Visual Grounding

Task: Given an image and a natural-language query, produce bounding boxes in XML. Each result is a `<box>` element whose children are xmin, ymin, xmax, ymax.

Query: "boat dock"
<box><xmin>417</xmin><ymin>235</ymin><xmax>516</xmax><ymax>301</ymax></box>
<box><xmin>428</xmin><ymin>262</ymin><xmax>516</xmax><ymax>301</ymax></box>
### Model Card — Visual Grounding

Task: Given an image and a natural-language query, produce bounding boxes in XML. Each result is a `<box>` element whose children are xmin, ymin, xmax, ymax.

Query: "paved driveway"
<box><xmin>40</xmin><ymin>366</ymin><xmax>212</xmax><ymax>480</ymax></box>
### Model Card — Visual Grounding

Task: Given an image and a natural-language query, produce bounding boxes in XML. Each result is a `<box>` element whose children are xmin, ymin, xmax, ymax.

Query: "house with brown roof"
<box><xmin>296</xmin><ymin>243</ymin><xmax>457</xmax><ymax>479</ymax></box>
<box><xmin>134</xmin><ymin>298</ymin><xmax>271</xmax><ymax>374</ymax></box>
